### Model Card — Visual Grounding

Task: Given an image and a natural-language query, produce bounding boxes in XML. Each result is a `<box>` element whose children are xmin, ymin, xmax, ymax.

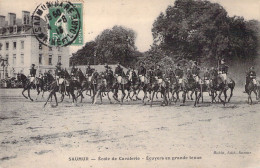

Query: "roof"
<box><xmin>0</xmin><ymin>25</ymin><xmax>33</xmax><ymax>37</ymax></box>
<box><xmin>68</xmin><ymin>64</ymin><xmax>128</xmax><ymax>73</ymax></box>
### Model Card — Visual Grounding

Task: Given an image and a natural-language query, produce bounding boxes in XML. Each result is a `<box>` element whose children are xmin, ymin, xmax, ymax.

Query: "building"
<box><xmin>0</xmin><ymin>11</ymin><xmax>70</xmax><ymax>79</ymax></box>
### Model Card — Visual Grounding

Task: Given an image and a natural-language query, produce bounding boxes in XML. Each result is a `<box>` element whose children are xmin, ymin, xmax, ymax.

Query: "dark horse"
<box><xmin>17</xmin><ymin>73</ymin><xmax>43</xmax><ymax>101</ymax></box>
<box><xmin>209</xmin><ymin>73</ymin><xmax>235</xmax><ymax>106</ymax></box>
<box><xmin>43</xmin><ymin>70</ymin><xmax>78</xmax><ymax>107</ymax></box>
<box><xmin>245</xmin><ymin>78</ymin><xmax>259</xmax><ymax>105</ymax></box>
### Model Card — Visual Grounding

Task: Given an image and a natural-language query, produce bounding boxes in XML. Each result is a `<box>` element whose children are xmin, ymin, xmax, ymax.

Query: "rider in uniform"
<box><xmin>55</xmin><ymin>62</ymin><xmax>64</xmax><ymax>92</ymax></box>
<box><xmin>175</xmin><ymin>64</ymin><xmax>184</xmax><ymax>85</ymax></box>
<box><xmin>191</xmin><ymin>61</ymin><xmax>200</xmax><ymax>84</ymax></box>
<box><xmin>29</xmin><ymin>64</ymin><xmax>37</xmax><ymax>87</ymax></box>
<box><xmin>71</xmin><ymin>64</ymin><xmax>78</xmax><ymax>80</ymax></box>
<box><xmin>245</xmin><ymin>66</ymin><xmax>257</xmax><ymax>92</ymax></box>
<box><xmin>86</xmin><ymin>64</ymin><xmax>94</xmax><ymax>82</ymax></box>
<box><xmin>114</xmin><ymin>62</ymin><xmax>125</xmax><ymax>84</ymax></box>
<box><xmin>218</xmin><ymin>58</ymin><xmax>229</xmax><ymax>88</ymax></box>
<box><xmin>154</xmin><ymin>65</ymin><xmax>163</xmax><ymax>86</ymax></box>
<box><xmin>203</xmin><ymin>68</ymin><xmax>211</xmax><ymax>85</ymax></box>
<box><xmin>138</xmin><ymin>61</ymin><xmax>146</xmax><ymax>84</ymax></box>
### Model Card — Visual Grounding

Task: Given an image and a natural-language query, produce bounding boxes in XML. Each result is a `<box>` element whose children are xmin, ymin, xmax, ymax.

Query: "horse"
<box><xmin>149</xmin><ymin>76</ymin><xmax>170</xmax><ymax>107</ymax></box>
<box><xmin>245</xmin><ymin>78</ymin><xmax>259</xmax><ymax>105</ymax></box>
<box><xmin>209</xmin><ymin>73</ymin><xmax>235</xmax><ymax>106</ymax></box>
<box><xmin>92</xmin><ymin>72</ymin><xmax>118</xmax><ymax>104</ymax></box>
<box><xmin>180</xmin><ymin>75</ymin><xmax>202</xmax><ymax>106</ymax></box>
<box><xmin>17</xmin><ymin>73</ymin><xmax>43</xmax><ymax>101</ymax></box>
<box><xmin>74</xmin><ymin>68</ymin><xmax>91</xmax><ymax>102</ymax></box>
<box><xmin>43</xmin><ymin>69</ymin><xmax>78</xmax><ymax>107</ymax></box>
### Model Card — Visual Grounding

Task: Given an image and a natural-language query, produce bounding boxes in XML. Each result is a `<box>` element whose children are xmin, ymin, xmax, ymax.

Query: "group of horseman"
<box><xmin>27</xmin><ymin>58</ymin><xmax>257</xmax><ymax>96</ymax></box>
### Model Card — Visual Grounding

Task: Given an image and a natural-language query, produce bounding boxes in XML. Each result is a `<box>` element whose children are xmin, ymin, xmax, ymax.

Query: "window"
<box><xmin>39</xmin><ymin>43</ymin><xmax>42</xmax><ymax>50</ymax></box>
<box><xmin>49</xmin><ymin>47</ymin><xmax>52</xmax><ymax>51</ymax></box>
<box><xmin>58</xmin><ymin>47</ymin><xmax>61</xmax><ymax>52</ymax></box>
<box><xmin>48</xmin><ymin>55</ymin><xmax>52</xmax><ymax>65</ymax></box>
<box><xmin>21</xmin><ymin>41</ymin><xmax>24</xmax><ymax>49</ymax></box>
<box><xmin>13</xmin><ymin>54</ymin><xmax>16</xmax><ymax>65</ymax></box>
<box><xmin>58</xmin><ymin>55</ymin><xmax>61</xmax><ymax>63</ymax></box>
<box><xmin>39</xmin><ymin>54</ymin><xmax>42</xmax><ymax>65</ymax></box>
<box><xmin>6</xmin><ymin>42</ymin><xmax>9</xmax><ymax>50</ymax></box>
<box><xmin>13</xmin><ymin>42</ymin><xmax>16</xmax><ymax>50</ymax></box>
<box><xmin>21</xmin><ymin>54</ymin><xmax>24</xmax><ymax>65</ymax></box>
<box><xmin>6</xmin><ymin>54</ymin><xmax>8</xmax><ymax>64</ymax></box>
<box><xmin>0</xmin><ymin>43</ymin><xmax>2</xmax><ymax>50</ymax></box>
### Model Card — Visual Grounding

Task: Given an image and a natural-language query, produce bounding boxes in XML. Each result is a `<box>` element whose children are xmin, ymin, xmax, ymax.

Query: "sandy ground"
<box><xmin>0</xmin><ymin>88</ymin><xmax>259</xmax><ymax>168</ymax></box>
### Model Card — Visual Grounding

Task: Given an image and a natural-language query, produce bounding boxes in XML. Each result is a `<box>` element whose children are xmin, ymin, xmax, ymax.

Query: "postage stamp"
<box><xmin>31</xmin><ymin>1</ymin><xmax>83</xmax><ymax>47</ymax></box>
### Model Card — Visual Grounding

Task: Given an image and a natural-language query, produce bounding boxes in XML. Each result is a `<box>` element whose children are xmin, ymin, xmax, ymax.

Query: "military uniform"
<box><xmin>245</xmin><ymin>67</ymin><xmax>257</xmax><ymax>92</ymax></box>
<box><xmin>29</xmin><ymin>66</ymin><xmax>37</xmax><ymax>83</ymax></box>
<box><xmin>86</xmin><ymin>66</ymin><xmax>94</xmax><ymax>82</ymax></box>
<box><xmin>191</xmin><ymin>65</ymin><xmax>200</xmax><ymax>83</ymax></box>
<box><xmin>175</xmin><ymin>67</ymin><xmax>184</xmax><ymax>84</ymax></box>
<box><xmin>204</xmin><ymin>70</ymin><xmax>210</xmax><ymax>85</ymax></box>
<box><xmin>115</xmin><ymin>65</ymin><xmax>124</xmax><ymax>84</ymax></box>
<box><xmin>154</xmin><ymin>67</ymin><xmax>163</xmax><ymax>84</ymax></box>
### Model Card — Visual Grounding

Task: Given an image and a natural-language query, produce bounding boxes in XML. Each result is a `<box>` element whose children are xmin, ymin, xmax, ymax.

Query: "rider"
<box><xmin>114</xmin><ymin>62</ymin><xmax>125</xmax><ymax>84</ymax></box>
<box><xmin>218</xmin><ymin>58</ymin><xmax>229</xmax><ymax>88</ymax></box>
<box><xmin>29</xmin><ymin>64</ymin><xmax>37</xmax><ymax>87</ymax></box>
<box><xmin>191</xmin><ymin>61</ymin><xmax>200</xmax><ymax>84</ymax></box>
<box><xmin>245</xmin><ymin>66</ymin><xmax>257</xmax><ymax>92</ymax></box>
<box><xmin>55</xmin><ymin>62</ymin><xmax>64</xmax><ymax>92</ymax></box>
<box><xmin>138</xmin><ymin>61</ymin><xmax>146</xmax><ymax>84</ymax></box>
<box><xmin>71</xmin><ymin>64</ymin><xmax>78</xmax><ymax>80</ymax></box>
<box><xmin>86</xmin><ymin>64</ymin><xmax>93</xmax><ymax>82</ymax></box>
<box><xmin>175</xmin><ymin>63</ymin><xmax>184</xmax><ymax>85</ymax></box>
<box><xmin>204</xmin><ymin>68</ymin><xmax>211</xmax><ymax>85</ymax></box>
<box><xmin>154</xmin><ymin>65</ymin><xmax>163</xmax><ymax>86</ymax></box>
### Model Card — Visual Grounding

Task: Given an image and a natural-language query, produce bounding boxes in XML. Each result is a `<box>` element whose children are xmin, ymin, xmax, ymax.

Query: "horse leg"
<box><xmin>150</xmin><ymin>91</ymin><xmax>155</xmax><ymax>107</ymax></box>
<box><xmin>107</xmin><ymin>91</ymin><xmax>112</xmax><ymax>104</ymax></box>
<box><xmin>224</xmin><ymin>89</ymin><xmax>227</xmax><ymax>103</ymax></box>
<box><xmin>100</xmin><ymin>91</ymin><xmax>103</xmax><ymax>104</ymax></box>
<box><xmin>228</xmin><ymin>88</ymin><xmax>233</xmax><ymax>103</ymax></box>
<box><xmin>28</xmin><ymin>88</ymin><xmax>33</xmax><ymax>101</ymax></box>
<box><xmin>92</xmin><ymin>90</ymin><xmax>99</xmax><ymax>104</ymax></box>
<box><xmin>218</xmin><ymin>90</ymin><xmax>225</xmax><ymax>106</ymax></box>
<box><xmin>194</xmin><ymin>91</ymin><xmax>198</xmax><ymax>107</ymax></box>
<box><xmin>54</xmin><ymin>92</ymin><xmax>58</xmax><ymax>106</ymax></box>
<box><xmin>121</xmin><ymin>89</ymin><xmax>126</xmax><ymax>105</ymax></box>
<box><xmin>44</xmin><ymin>91</ymin><xmax>53</xmax><ymax>107</ymax></box>
<box><xmin>182</xmin><ymin>91</ymin><xmax>186</xmax><ymax>105</ymax></box>
<box><xmin>22</xmin><ymin>88</ymin><xmax>28</xmax><ymax>99</ymax></box>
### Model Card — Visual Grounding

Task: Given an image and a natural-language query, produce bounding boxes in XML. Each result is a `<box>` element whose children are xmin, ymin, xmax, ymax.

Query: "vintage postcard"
<box><xmin>0</xmin><ymin>0</ymin><xmax>259</xmax><ymax>167</ymax></box>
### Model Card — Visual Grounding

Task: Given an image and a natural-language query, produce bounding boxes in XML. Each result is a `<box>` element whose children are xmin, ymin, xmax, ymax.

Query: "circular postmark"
<box><xmin>32</xmin><ymin>1</ymin><xmax>81</xmax><ymax>47</ymax></box>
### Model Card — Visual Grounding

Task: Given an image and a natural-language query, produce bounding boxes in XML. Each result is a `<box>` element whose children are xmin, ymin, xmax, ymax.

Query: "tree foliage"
<box><xmin>152</xmin><ymin>0</ymin><xmax>259</xmax><ymax>64</ymax></box>
<box><xmin>70</xmin><ymin>26</ymin><xmax>139</xmax><ymax>66</ymax></box>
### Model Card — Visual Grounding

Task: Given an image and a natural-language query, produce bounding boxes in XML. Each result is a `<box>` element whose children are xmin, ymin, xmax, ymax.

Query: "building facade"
<box><xmin>0</xmin><ymin>11</ymin><xmax>70</xmax><ymax>79</ymax></box>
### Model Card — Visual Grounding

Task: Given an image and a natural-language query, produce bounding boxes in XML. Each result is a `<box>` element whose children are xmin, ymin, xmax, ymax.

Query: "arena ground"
<box><xmin>0</xmin><ymin>88</ymin><xmax>259</xmax><ymax>168</ymax></box>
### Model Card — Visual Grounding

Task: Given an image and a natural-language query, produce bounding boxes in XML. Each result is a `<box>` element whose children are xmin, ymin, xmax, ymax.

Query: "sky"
<box><xmin>0</xmin><ymin>0</ymin><xmax>259</xmax><ymax>54</ymax></box>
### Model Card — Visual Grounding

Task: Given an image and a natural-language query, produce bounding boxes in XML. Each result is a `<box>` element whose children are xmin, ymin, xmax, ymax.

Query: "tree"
<box><xmin>70</xmin><ymin>41</ymin><xmax>97</xmax><ymax>66</ymax></box>
<box><xmin>95</xmin><ymin>25</ymin><xmax>137</xmax><ymax>66</ymax></box>
<box><xmin>152</xmin><ymin>0</ymin><xmax>259</xmax><ymax>65</ymax></box>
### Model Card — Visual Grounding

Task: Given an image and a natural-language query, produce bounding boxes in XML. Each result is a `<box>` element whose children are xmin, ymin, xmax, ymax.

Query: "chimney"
<box><xmin>8</xmin><ymin>13</ymin><xmax>16</xmax><ymax>26</ymax></box>
<box><xmin>22</xmin><ymin>11</ymin><xmax>30</xmax><ymax>25</ymax></box>
<box><xmin>0</xmin><ymin>15</ymin><xmax>5</xmax><ymax>27</ymax></box>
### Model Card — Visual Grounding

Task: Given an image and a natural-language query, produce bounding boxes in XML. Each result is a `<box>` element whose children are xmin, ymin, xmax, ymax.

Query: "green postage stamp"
<box><xmin>32</xmin><ymin>1</ymin><xmax>83</xmax><ymax>46</ymax></box>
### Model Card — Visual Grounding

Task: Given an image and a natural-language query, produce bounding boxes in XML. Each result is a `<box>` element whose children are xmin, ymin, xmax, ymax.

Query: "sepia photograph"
<box><xmin>0</xmin><ymin>0</ymin><xmax>259</xmax><ymax>167</ymax></box>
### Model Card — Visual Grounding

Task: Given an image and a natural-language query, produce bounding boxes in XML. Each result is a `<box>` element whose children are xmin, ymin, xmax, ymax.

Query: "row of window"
<box><xmin>0</xmin><ymin>42</ymin><xmax>62</xmax><ymax>51</ymax></box>
<box><xmin>39</xmin><ymin>44</ymin><xmax>62</xmax><ymax>51</ymax></box>
<box><xmin>2</xmin><ymin>54</ymin><xmax>61</xmax><ymax>66</ymax></box>
<box><xmin>0</xmin><ymin>41</ymin><xmax>24</xmax><ymax>50</ymax></box>
<box><xmin>39</xmin><ymin>54</ymin><xmax>62</xmax><ymax>65</ymax></box>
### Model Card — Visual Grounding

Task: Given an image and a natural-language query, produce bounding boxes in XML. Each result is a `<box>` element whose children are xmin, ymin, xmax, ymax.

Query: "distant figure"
<box><xmin>29</xmin><ymin>64</ymin><xmax>37</xmax><ymax>85</ymax></box>
<box><xmin>115</xmin><ymin>62</ymin><xmax>124</xmax><ymax>84</ymax></box>
<box><xmin>218</xmin><ymin>58</ymin><xmax>229</xmax><ymax>88</ymax></box>
<box><xmin>245</xmin><ymin>66</ymin><xmax>257</xmax><ymax>92</ymax></box>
